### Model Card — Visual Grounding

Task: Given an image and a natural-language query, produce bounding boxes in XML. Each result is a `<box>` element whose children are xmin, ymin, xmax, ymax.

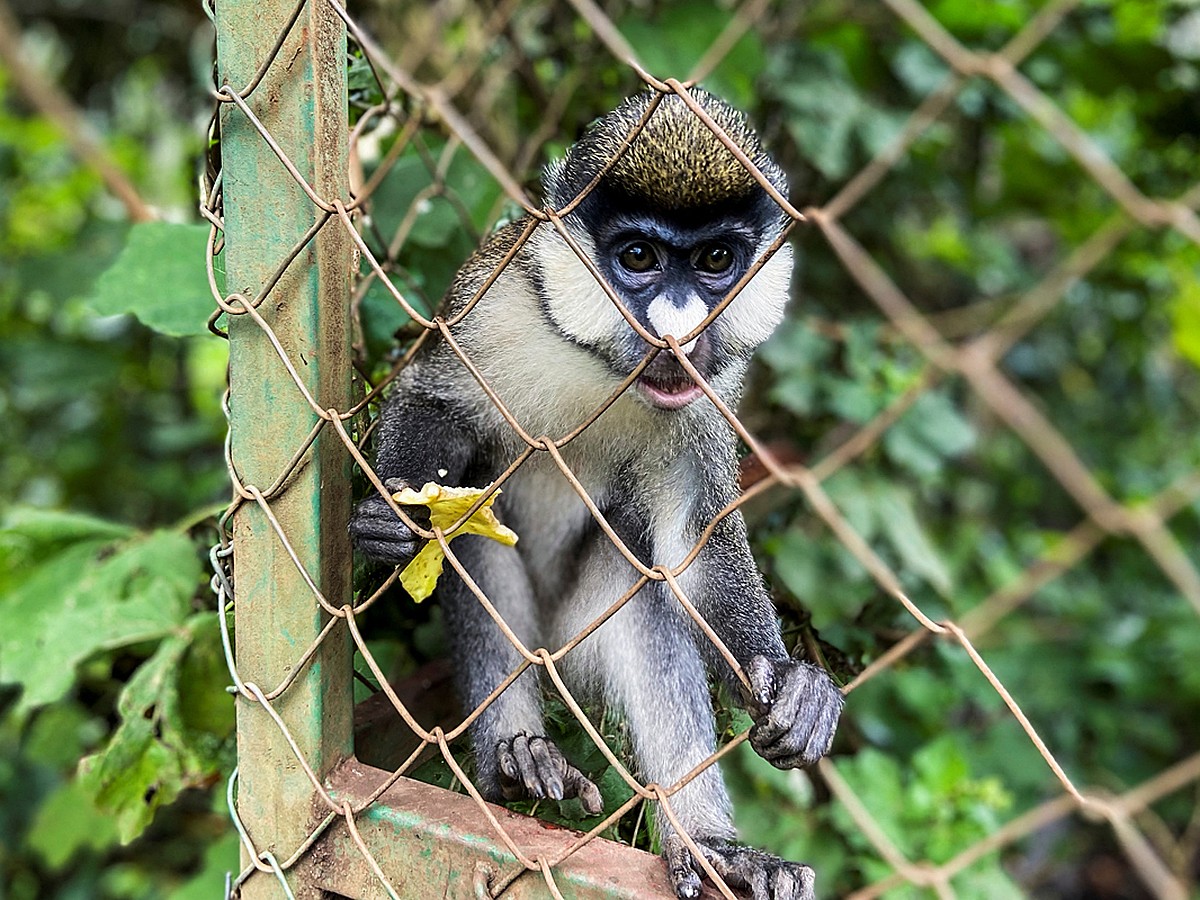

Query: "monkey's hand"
<box><xmin>664</xmin><ymin>833</ymin><xmax>815</xmax><ymax>900</ymax></box>
<box><xmin>496</xmin><ymin>733</ymin><xmax>603</xmax><ymax>814</ymax></box>
<box><xmin>348</xmin><ymin>479</ymin><xmax>428</xmax><ymax>566</ymax></box>
<box><xmin>745</xmin><ymin>655</ymin><xmax>843</xmax><ymax>770</ymax></box>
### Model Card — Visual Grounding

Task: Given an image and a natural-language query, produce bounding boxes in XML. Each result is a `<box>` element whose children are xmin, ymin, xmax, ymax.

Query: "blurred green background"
<box><xmin>1</xmin><ymin>0</ymin><xmax>1198</xmax><ymax>897</ymax></box>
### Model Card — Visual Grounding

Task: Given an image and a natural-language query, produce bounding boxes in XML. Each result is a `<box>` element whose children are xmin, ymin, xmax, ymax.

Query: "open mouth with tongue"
<box><xmin>636</xmin><ymin>374</ymin><xmax>703</xmax><ymax>409</ymax></box>
<box><xmin>632</xmin><ymin>332</ymin><xmax>714</xmax><ymax>410</ymax></box>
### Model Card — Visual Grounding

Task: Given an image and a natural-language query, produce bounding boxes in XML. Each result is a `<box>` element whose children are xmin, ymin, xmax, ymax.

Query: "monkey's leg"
<box><xmin>595</xmin><ymin>585</ymin><xmax>817</xmax><ymax>900</ymax></box>
<box><xmin>439</xmin><ymin>534</ymin><xmax>601</xmax><ymax>813</ymax></box>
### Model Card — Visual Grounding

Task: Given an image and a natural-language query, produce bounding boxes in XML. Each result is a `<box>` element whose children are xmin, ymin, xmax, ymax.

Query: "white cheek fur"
<box><xmin>533</xmin><ymin>229</ymin><xmax>626</xmax><ymax>346</ymax></box>
<box><xmin>717</xmin><ymin>242</ymin><xmax>793</xmax><ymax>352</ymax></box>
<box><xmin>459</xmin><ymin>265</ymin><xmax>615</xmax><ymax>434</ymax></box>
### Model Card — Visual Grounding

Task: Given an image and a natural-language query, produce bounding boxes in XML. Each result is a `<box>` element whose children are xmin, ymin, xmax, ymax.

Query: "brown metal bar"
<box><xmin>315</xmin><ymin>758</ymin><xmax>702</xmax><ymax>898</ymax></box>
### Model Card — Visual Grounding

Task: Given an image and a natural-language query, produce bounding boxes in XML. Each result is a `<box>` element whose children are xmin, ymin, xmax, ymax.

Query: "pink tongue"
<box><xmin>640</xmin><ymin>380</ymin><xmax>702</xmax><ymax>410</ymax></box>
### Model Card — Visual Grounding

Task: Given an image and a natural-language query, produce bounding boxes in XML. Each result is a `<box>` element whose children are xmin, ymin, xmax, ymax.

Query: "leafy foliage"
<box><xmin>0</xmin><ymin>4</ymin><xmax>234</xmax><ymax>897</ymax></box>
<box><xmin>0</xmin><ymin>507</ymin><xmax>234</xmax><ymax>895</ymax></box>
<box><xmin>87</xmin><ymin>221</ymin><xmax>217</xmax><ymax>338</ymax></box>
<box><xmin>0</xmin><ymin>511</ymin><xmax>199</xmax><ymax>716</ymax></box>
<box><xmin>3</xmin><ymin>0</ymin><xmax>1198</xmax><ymax>897</ymax></box>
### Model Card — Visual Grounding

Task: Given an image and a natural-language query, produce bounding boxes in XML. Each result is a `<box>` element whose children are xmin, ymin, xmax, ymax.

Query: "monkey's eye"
<box><xmin>695</xmin><ymin>243</ymin><xmax>734</xmax><ymax>274</ymax></box>
<box><xmin>618</xmin><ymin>242</ymin><xmax>658</xmax><ymax>273</ymax></box>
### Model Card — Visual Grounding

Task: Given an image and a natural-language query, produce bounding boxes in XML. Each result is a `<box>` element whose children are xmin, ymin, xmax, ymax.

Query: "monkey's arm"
<box><xmin>353</xmin><ymin>376</ymin><xmax>603</xmax><ymax>812</ymax></box>
<box><xmin>689</xmin><ymin>510</ymin><xmax>843</xmax><ymax>770</ymax></box>
<box><xmin>349</xmin><ymin>387</ymin><xmax>477</xmax><ymax>566</ymax></box>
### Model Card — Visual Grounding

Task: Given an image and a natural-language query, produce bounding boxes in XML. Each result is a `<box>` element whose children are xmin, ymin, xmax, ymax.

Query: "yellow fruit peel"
<box><xmin>393</xmin><ymin>483</ymin><xmax>518</xmax><ymax>602</ymax></box>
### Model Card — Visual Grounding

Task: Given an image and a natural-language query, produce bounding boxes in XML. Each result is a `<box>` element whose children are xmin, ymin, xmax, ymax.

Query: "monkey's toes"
<box><xmin>496</xmin><ymin>734</ymin><xmax>603</xmax><ymax>814</ymax></box>
<box><xmin>663</xmin><ymin>834</ymin><xmax>815</xmax><ymax>900</ymax></box>
<box><xmin>663</xmin><ymin>835</ymin><xmax>704</xmax><ymax>899</ymax></box>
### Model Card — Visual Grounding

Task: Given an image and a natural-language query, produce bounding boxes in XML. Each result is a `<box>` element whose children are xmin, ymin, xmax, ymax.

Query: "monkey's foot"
<box><xmin>664</xmin><ymin>834</ymin><xmax>815</xmax><ymax>900</ymax></box>
<box><xmin>496</xmin><ymin>733</ymin><xmax>603</xmax><ymax>814</ymax></box>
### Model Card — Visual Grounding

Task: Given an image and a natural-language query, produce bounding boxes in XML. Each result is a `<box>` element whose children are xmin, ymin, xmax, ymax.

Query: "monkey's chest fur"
<box><xmin>495</xmin><ymin>410</ymin><xmax>707</xmax><ymax>625</ymax></box>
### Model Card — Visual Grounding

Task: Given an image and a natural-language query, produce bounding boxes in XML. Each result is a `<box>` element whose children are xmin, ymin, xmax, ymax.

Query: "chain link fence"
<box><xmin>205</xmin><ymin>0</ymin><xmax>1200</xmax><ymax>896</ymax></box>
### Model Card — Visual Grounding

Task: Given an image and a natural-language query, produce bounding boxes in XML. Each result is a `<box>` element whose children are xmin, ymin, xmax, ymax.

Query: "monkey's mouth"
<box><xmin>633</xmin><ymin>341</ymin><xmax>711</xmax><ymax>410</ymax></box>
<box><xmin>635</xmin><ymin>375</ymin><xmax>703</xmax><ymax>410</ymax></box>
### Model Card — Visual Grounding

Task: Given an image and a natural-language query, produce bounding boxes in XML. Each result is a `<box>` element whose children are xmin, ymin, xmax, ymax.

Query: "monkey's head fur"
<box><xmin>544</xmin><ymin>88</ymin><xmax>787</xmax><ymax>218</ymax></box>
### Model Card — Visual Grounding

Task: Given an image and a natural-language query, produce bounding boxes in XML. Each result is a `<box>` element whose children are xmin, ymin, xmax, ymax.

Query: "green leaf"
<box><xmin>873</xmin><ymin>484</ymin><xmax>953</xmax><ymax>597</ymax></box>
<box><xmin>1170</xmin><ymin>272</ymin><xmax>1200</xmax><ymax>369</ymax></box>
<box><xmin>79</xmin><ymin>712</ymin><xmax>184</xmax><ymax>843</ymax></box>
<box><xmin>174</xmin><ymin>830</ymin><xmax>242</xmax><ymax>900</ymax></box>
<box><xmin>892</xmin><ymin>41</ymin><xmax>952</xmax><ymax>97</ymax></box>
<box><xmin>620</xmin><ymin>6</ymin><xmax>766</xmax><ymax>107</ymax></box>
<box><xmin>770</xmin><ymin>529</ymin><xmax>822</xmax><ymax>603</ymax></box>
<box><xmin>829</xmin><ymin>749</ymin><xmax>910</xmax><ymax>852</ymax></box>
<box><xmin>762</xmin><ymin>320</ymin><xmax>831</xmax><ymax>416</ymax></box>
<box><xmin>78</xmin><ymin>617</ymin><xmax>234</xmax><ymax>843</ymax></box>
<box><xmin>25</xmin><ymin>779</ymin><xmax>121</xmax><ymax>869</ymax></box>
<box><xmin>773</xmin><ymin>52</ymin><xmax>865</xmax><ymax>180</ymax></box>
<box><xmin>444</xmin><ymin>151</ymin><xmax>505</xmax><ymax>233</ymax></box>
<box><xmin>594</xmin><ymin>765</ymin><xmax>637</xmax><ymax>818</ymax></box>
<box><xmin>86</xmin><ymin>221</ymin><xmax>215</xmax><ymax>337</ymax></box>
<box><xmin>905</xmin><ymin>392</ymin><xmax>976</xmax><ymax>458</ymax></box>
<box><xmin>782</xmin><ymin>87</ymin><xmax>859</xmax><ymax>181</ymax></box>
<box><xmin>0</xmin><ymin>512</ymin><xmax>200</xmax><ymax>715</ymax></box>
<box><xmin>884</xmin><ymin>391</ymin><xmax>976</xmax><ymax>477</ymax></box>
<box><xmin>22</xmin><ymin>701</ymin><xmax>106</xmax><ymax>771</ymax></box>
<box><xmin>367</xmin><ymin>138</ymin><xmax>500</xmax><ymax>244</ymax></box>
<box><xmin>177</xmin><ymin>617</ymin><xmax>237</xmax><ymax>739</ymax></box>
<box><xmin>912</xmin><ymin>734</ymin><xmax>970</xmax><ymax>792</ymax></box>
<box><xmin>10</xmin><ymin>218</ymin><xmax>130</xmax><ymax>304</ymax></box>
<box><xmin>952</xmin><ymin>864</ymin><xmax>1026</xmax><ymax>900</ymax></box>
<box><xmin>0</xmin><ymin>507</ymin><xmax>130</xmax><ymax>559</ymax></box>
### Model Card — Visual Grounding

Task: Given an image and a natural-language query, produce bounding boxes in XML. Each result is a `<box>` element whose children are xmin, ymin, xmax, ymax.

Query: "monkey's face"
<box><xmin>598</xmin><ymin>212</ymin><xmax>769</xmax><ymax>409</ymax></box>
<box><xmin>534</xmin><ymin>204</ymin><xmax>793</xmax><ymax>411</ymax></box>
<box><xmin>533</xmin><ymin>90</ymin><xmax>795</xmax><ymax>410</ymax></box>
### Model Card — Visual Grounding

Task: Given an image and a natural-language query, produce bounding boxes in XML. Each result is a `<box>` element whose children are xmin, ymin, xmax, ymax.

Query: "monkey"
<box><xmin>350</xmin><ymin>88</ymin><xmax>844</xmax><ymax>900</ymax></box>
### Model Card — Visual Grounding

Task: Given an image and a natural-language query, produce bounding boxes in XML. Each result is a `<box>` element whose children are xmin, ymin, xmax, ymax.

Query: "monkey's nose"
<box><xmin>646</xmin><ymin>293</ymin><xmax>708</xmax><ymax>353</ymax></box>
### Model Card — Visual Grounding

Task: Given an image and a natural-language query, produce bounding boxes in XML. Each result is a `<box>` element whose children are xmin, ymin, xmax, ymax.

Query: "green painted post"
<box><xmin>215</xmin><ymin>0</ymin><xmax>353</xmax><ymax>895</ymax></box>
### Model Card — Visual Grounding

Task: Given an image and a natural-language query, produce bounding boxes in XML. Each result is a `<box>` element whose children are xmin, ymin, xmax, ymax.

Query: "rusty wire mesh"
<box><xmin>205</xmin><ymin>0</ymin><xmax>1200</xmax><ymax>897</ymax></box>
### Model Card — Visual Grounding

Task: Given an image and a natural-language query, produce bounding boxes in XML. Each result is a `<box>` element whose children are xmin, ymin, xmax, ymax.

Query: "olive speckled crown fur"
<box><xmin>543</xmin><ymin>88</ymin><xmax>787</xmax><ymax>213</ymax></box>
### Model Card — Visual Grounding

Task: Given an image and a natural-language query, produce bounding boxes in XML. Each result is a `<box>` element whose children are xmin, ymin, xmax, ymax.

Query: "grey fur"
<box><xmin>350</xmin><ymin>89</ymin><xmax>842</xmax><ymax>900</ymax></box>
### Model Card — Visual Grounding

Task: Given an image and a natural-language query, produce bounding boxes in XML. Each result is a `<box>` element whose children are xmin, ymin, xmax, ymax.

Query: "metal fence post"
<box><xmin>214</xmin><ymin>0</ymin><xmax>353</xmax><ymax>894</ymax></box>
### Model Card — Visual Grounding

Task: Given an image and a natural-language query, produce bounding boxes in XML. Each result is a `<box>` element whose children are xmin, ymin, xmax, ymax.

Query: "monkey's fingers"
<box><xmin>537</xmin><ymin>737</ymin><xmax>603</xmax><ymax>813</ymax></box>
<box><xmin>563</xmin><ymin>765</ymin><xmax>603</xmax><ymax>814</ymax></box>
<box><xmin>504</xmin><ymin>734</ymin><xmax>552</xmax><ymax>799</ymax></box>
<box><xmin>349</xmin><ymin>495</ymin><xmax>423</xmax><ymax>566</ymax></box>
<box><xmin>748</xmin><ymin>662</ymin><xmax>823</xmax><ymax>744</ymax></box>
<box><xmin>748</xmin><ymin>660</ymin><xmax>842</xmax><ymax>769</ymax></box>
<box><xmin>752</xmin><ymin>705</ymin><xmax>840</xmax><ymax>771</ymax></box>
<box><xmin>744</xmin><ymin>655</ymin><xmax>778</xmax><ymax>717</ymax></box>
